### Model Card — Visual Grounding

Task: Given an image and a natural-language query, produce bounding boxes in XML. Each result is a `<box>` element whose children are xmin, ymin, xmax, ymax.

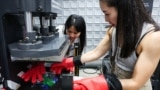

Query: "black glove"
<box><xmin>104</xmin><ymin>72</ymin><xmax>122</xmax><ymax>90</ymax></box>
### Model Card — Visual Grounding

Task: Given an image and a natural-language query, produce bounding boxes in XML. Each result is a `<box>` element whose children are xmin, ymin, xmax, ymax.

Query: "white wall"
<box><xmin>56</xmin><ymin>0</ymin><xmax>160</xmax><ymax>52</ymax></box>
<box><xmin>152</xmin><ymin>0</ymin><xmax>160</xmax><ymax>25</ymax></box>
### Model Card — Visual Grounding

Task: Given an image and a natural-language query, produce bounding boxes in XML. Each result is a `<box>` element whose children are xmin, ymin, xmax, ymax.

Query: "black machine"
<box><xmin>0</xmin><ymin>0</ymin><xmax>73</xmax><ymax>90</ymax></box>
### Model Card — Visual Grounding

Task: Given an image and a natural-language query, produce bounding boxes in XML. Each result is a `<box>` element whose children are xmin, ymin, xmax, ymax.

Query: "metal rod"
<box><xmin>24</xmin><ymin>12</ymin><xmax>33</xmax><ymax>32</ymax></box>
<box><xmin>74</xmin><ymin>43</ymin><xmax>80</xmax><ymax>76</ymax></box>
<box><xmin>0</xmin><ymin>16</ymin><xmax>10</xmax><ymax>85</ymax></box>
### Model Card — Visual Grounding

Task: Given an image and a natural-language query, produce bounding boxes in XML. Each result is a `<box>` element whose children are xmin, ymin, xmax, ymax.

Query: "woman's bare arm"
<box><xmin>80</xmin><ymin>27</ymin><xmax>113</xmax><ymax>63</ymax></box>
<box><xmin>120</xmin><ymin>31</ymin><xmax>160</xmax><ymax>90</ymax></box>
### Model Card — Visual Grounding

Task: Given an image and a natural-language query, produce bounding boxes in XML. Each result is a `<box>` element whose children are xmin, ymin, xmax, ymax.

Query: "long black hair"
<box><xmin>100</xmin><ymin>0</ymin><xmax>160</xmax><ymax>58</ymax></box>
<box><xmin>64</xmin><ymin>14</ymin><xmax>86</xmax><ymax>54</ymax></box>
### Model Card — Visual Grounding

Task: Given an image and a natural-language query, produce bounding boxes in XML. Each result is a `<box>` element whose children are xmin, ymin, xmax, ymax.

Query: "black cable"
<box><xmin>82</xmin><ymin>68</ymin><xmax>98</xmax><ymax>74</ymax></box>
<box><xmin>80</xmin><ymin>65</ymin><xmax>103</xmax><ymax>74</ymax></box>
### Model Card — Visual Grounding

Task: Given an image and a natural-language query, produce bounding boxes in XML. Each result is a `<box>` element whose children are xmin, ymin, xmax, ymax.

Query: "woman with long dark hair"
<box><xmin>64</xmin><ymin>14</ymin><xmax>86</xmax><ymax>56</ymax></box>
<box><xmin>51</xmin><ymin>0</ymin><xmax>160</xmax><ymax>90</ymax></box>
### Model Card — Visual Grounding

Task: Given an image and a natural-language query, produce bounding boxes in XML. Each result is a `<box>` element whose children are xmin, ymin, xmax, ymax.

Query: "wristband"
<box><xmin>73</xmin><ymin>55</ymin><xmax>83</xmax><ymax>66</ymax></box>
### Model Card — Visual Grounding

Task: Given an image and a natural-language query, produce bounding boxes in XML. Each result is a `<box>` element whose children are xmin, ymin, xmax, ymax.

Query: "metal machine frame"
<box><xmin>0</xmin><ymin>0</ymin><xmax>73</xmax><ymax>90</ymax></box>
